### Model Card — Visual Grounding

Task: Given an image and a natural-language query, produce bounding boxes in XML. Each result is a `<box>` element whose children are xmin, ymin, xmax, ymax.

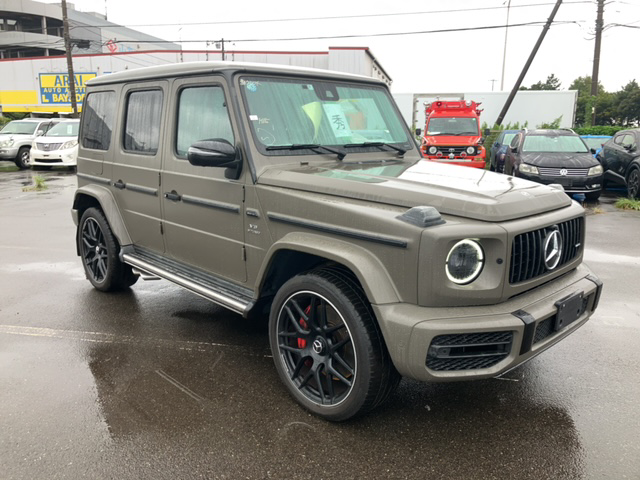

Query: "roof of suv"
<box><xmin>88</xmin><ymin>61</ymin><xmax>379</xmax><ymax>87</ymax></box>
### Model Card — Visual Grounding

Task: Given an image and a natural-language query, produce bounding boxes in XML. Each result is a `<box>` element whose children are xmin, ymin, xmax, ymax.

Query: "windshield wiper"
<box><xmin>266</xmin><ymin>144</ymin><xmax>346</xmax><ymax>160</ymax></box>
<box><xmin>343</xmin><ymin>142</ymin><xmax>406</xmax><ymax>156</ymax></box>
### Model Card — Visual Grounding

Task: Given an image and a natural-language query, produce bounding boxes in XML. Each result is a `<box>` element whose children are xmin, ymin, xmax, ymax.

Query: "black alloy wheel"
<box><xmin>628</xmin><ymin>167</ymin><xmax>640</xmax><ymax>199</ymax></box>
<box><xmin>78</xmin><ymin>208</ymin><xmax>138</xmax><ymax>291</ymax></box>
<box><xmin>269</xmin><ymin>268</ymin><xmax>399</xmax><ymax>421</ymax></box>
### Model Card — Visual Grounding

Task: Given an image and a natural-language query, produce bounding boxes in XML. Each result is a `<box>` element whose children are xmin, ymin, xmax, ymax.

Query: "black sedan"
<box><xmin>504</xmin><ymin>129</ymin><xmax>604</xmax><ymax>201</ymax></box>
<box><xmin>597</xmin><ymin>128</ymin><xmax>640</xmax><ymax>198</ymax></box>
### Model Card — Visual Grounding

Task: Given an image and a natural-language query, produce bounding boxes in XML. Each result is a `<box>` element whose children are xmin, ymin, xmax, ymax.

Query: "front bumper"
<box><xmin>373</xmin><ymin>264</ymin><xmax>602</xmax><ymax>382</ymax></box>
<box><xmin>518</xmin><ymin>171</ymin><xmax>603</xmax><ymax>194</ymax></box>
<box><xmin>30</xmin><ymin>146</ymin><xmax>78</xmax><ymax>167</ymax></box>
<box><xmin>0</xmin><ymin>147</ymin><xmax>19</xmax><ymax>159</ymax></box>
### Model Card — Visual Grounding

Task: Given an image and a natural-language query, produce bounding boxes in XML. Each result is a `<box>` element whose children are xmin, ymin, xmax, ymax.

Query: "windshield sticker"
<box><xmin>322</xmin><ymin>104</ymin><xmax>352</xmax><ymax>139</ymax></box>
<box><xmin>246</xmin><ymin>82</ymin><xmax>259</xmax><ymax>92</ymax></box>
<box><xmin>249</xmin><ymin>115</ymin><xmax>259</xmax><ymax>121</ymax></box>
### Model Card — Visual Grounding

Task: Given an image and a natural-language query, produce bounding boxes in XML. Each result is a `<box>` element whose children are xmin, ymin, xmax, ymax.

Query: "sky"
<box><xmin>47</xmin><ymin>0</ymin><xmax>640</xmax><ymax>93</ymax></box>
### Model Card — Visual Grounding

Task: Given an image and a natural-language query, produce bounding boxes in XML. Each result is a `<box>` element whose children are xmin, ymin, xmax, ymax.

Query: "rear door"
<box><xmin>160</xmin><ymin>76</ymin><xmax>246</xmax><ymax>283</ymax></box>
<box><xmin>110</xmin><ymin>82</ymin><xmax>167</xmax><ymax>253</ymax></box>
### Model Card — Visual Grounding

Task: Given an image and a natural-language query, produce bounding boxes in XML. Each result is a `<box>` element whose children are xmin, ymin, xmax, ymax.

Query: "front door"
<box><xmin>160</xmin><ymin>76</ymin><xmax>246</xmax><ymax>283</ymax></box>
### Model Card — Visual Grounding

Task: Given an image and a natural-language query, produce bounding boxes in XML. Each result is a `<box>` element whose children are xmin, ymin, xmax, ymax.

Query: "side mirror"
<box><xmin>36</xmin><ymin>130</ymin><xmax>44</xmax><ymax>136</ymax></box>
<box><xmin>484</xmin><ymin>128</ymin><xmax>491</xmax><ymax>136</ymax></box>
<box><xmin>187</xmin><ymin>139</ymin><xmax>242</xmax><ymax>178</ymax></box>
<box><xmin>590</xmin><ymin>148</ymin><xmax>597</xmax><ymax>155</ymax></box>
<box><xmin>415</xmin><ymin>128</ymin><xmax>422</xmax><ymax>137</ymax></box>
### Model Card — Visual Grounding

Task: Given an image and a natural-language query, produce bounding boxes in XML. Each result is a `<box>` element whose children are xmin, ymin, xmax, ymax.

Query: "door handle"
<box><xmin>164</xmin><ymin>191</ymin><xmax>181</xmax><ymax>201</ymax></box>
<box><xmin>113</xmin><ymin>180</ymin><xmax>126</xmax><ymax>189</ymax></box>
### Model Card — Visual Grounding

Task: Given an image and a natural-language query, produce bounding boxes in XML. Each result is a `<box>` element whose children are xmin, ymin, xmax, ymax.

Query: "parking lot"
<box><xmin>1</xmin><ymin>166</ymin><xmax>639</xmax><ymax>479</ymax></box>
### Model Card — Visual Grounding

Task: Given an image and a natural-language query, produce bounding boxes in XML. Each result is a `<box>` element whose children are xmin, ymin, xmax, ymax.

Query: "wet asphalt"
<box><xmin>0</xmin><ymin>165</ymin><xmax>638</xmax><ymax>480</ymax></box>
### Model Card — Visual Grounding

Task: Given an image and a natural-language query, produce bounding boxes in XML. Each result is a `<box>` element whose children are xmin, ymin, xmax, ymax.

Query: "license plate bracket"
<box><xmin>554</xmin><ymin>291</ymin><xmax>584</xmax><ymax>331</ymax></box>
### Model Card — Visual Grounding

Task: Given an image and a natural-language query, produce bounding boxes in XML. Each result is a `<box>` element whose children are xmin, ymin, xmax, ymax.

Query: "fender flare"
<box><xmin>72</xmin><ymin>184</ymin><xmax>132</xmax><ymax>248</ymax></box>
<box><xmin>257</xmin><ymin>232</ymin><xmax>402</xmax><ymax>305</ymax></box>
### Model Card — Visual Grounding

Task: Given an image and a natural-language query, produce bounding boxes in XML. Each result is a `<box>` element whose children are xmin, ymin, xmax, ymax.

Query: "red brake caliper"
<box><xmin>297</xmin><ymin>305</ymin><xmax>311</xmax><ymax>349</ymax></box>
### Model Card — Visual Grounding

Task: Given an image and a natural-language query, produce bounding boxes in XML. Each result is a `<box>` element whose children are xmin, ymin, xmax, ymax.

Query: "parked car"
<box><xmin>504</xmin><ymin>129</ymin><xmax>603</xmax><ymax>200</ymax></box>
<box><xmin>72</xmin><ymin>62</ymin><xmax>602</xmax><ymax>421</ymax></box>
<box><xmin>580</xmin><ymin>134</ymin><xmax>612</xmax><ymax>158</ymax></box>
<box><xmin>30</xmin><ymin>119</ymin><xmax>80</xmax><ymax>170</ymax></box>
<box><xmin>489</xmin><ymin>129</ymin><xmax>518</xmax><ymax>173</ymax></box>
<box><xmin>597</xmin><ymin>128</ymin><xmax>640</xmax><ymax>198</ymax></box>
<box><xmin>0</xmin><ymin>118</ymin><xmax>60</xmax><ymax>169</ymax></box>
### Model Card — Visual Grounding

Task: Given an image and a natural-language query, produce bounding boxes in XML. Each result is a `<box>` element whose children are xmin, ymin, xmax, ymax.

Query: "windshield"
<box><xmin>0</xmin><ymin>121</ymin><xmax>38</xmax><ymax>135</ymax></box>
<box><xmin>523</xmin><ymin>135</ymin><xmax>589</xmax><ymax>153</ymax></box>
<box><xmin>426</xmin><ymin>117</ymin><xmax>478</xmax><ymax>136</ymax></box>
<box><xmin>45</xmin><ymin>121</ymin><xmax>79</xmax><ymax>137</ymax></box>
<box><xmin>240</xmin><ymin>76</ymin><xmax>410</xmax><ymax>153</ymax></box>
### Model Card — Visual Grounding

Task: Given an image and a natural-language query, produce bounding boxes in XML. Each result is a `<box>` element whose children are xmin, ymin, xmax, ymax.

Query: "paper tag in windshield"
<box><xmin>322</xmin><ymin>104</ymin><xmax>352</xmax><ymax>139</ymax></box>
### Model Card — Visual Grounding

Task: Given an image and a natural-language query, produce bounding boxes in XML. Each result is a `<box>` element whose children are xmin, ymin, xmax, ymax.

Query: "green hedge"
<box><xmin>0</xmin><ymin>116</ymin><xmax>10</xmax><ymax>128</ymax></box>
<box><xmin>573</xmin><ymin>126</ymin><xmax>629</xmax><ymax>136</ymax></box>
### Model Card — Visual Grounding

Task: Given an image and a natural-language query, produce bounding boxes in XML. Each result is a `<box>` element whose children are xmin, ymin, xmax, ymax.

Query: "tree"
<box><xmin>570</xmin><ymin>76</ymin><xmax>611</xmax><ymax>126</ymax></box>
<box><xmin>520</xmin><ymin>74</ymin><xmax>562</xmax><ymax>91</ymax></box>
<box><xmin>613</xmin><ymin>80</ymin><xmax>640</xmax><ymax>126</ymax></box>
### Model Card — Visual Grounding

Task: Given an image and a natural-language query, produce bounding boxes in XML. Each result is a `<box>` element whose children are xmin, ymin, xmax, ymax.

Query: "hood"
<box><xmin>520</xmin><ymin>152</ymin><xmax>599</xmax><ymax>168</ymax></box>
<box><xmin>425</xmin><ymin>135</ymin><xmax>482</xmax><ymax>146</ymax></box>
<box><xmin>258</xmin><ymin>160</ymin><xmax>572</xmax><ymax>222</ymax></box>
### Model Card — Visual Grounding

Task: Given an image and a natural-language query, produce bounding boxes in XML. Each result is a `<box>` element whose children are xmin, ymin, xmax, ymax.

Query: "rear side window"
<box><xmin>82</xmin><ymin>91</ymin><xmax>116</xmax><ymax>151</ymax></box>
<box><xmin>175</xmin><ymin>86</ymin><xmax>234</xmax><ymax>158</ymax></box>
<box><xmin>123</xmin><ymin>90</ymin><xmax>163</xmax><ymax>155</ymax></box>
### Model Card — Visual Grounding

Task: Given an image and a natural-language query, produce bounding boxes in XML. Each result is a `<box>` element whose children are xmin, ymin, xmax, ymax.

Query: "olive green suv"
<box><xmin>72</xmin><ymin>62</ymin><xmax>602</xmax><ymax>421</ymax></box>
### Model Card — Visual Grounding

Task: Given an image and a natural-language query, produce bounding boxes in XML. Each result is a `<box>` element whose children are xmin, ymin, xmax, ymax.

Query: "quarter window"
<box><xmin>82</xmin><ymin>91</ymin><xmax>116</xmax><ymax>151</ymax></box>
<box><xmin>176</xmin><ymin>86</ymin><xmax>234</xmax><ymax>158</ymax></box>
<box><xmin>123</xmin><ymin>90</ymin><xmax>163</xmax><ymax>155</ymax></box>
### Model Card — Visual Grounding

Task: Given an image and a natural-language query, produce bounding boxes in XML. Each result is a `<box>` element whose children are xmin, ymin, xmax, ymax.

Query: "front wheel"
<box><xmin>269</xmin><ymin>268</ymin><xmax>399</xmax><ymax>421</ymax></box>
<box><xmin>585</xmin><ymin>191</ymin><xmax>601</xmax><ymax>201</ymax></box>
<box><xmin>627</xmin><ymin>167</ymin><xmax>640</xmax><ymax>199</ymax></box>
<box><xmin>15</xmin><ymin>147</ymin><xmax>30</xmax><ymax>169</ymax></box>
<box><xmin>78</xmin><ymin>207</ymin><xmax>138</xmax><ymax>291</ymax></box>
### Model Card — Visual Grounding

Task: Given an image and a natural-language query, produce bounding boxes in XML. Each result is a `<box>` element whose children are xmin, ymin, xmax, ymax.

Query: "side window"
<box><xmin>613</xmin><ymin>134</ymin><xmax>625</xmax><ymax>146</ymax></box>
<box><xmin>82</xmin><ymin>91</ymin><xmax>116</xmax><ymax>151</ymax></box>
<box><xmin>39</xmin><ymin>122</ymin><xmax>52</xmax><ymax>134</ymax></box>
<box><xmin>175</xmin><ymin>85</ymin><xmax>234</xmax><ymax>158</ymax></box>
<box><xmin>123</xmin><ymin>90</ymin><xmax>163</xmax><ymax>155</ymax></box>
<box><xmin>621</xmin><ymin>134</ymin><xmax>635</xmax><ymax>149</ymax></box>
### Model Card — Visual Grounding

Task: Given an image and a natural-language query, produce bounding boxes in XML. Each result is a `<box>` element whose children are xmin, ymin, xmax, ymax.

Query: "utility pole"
<box><xmin>500</xmin><ymin>0</ymin><xmax>512</xmax><ymax>91</ymax></box>
<box><xmin>221</xmin><ymin>38</ymin><xmax>225</xmax><ymax>61</ymax></box>
<box><xmin>495</xmin><ymin>0</ymin><xmax>562</xmax><ymax>126</ymax></box>
<box><xmin>591</xmin><ymin>0</ymin><xmax>604</xmax><ymax>125</ymax></box>
<box><xmin>490</xmin><ymin>79</ymin><xmax>497</xmax><ymax>91</ymax></box>
<box><xmin>61</xmin><ymin>0</ymin><xmax>78</xmax><ymax>117</ymax></box>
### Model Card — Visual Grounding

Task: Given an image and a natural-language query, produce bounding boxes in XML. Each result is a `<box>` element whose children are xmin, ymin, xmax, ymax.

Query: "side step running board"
<box><xmin>121</xmin><ymin>247</ymin><xmax>254</xmax><ymax>316</ymax></box>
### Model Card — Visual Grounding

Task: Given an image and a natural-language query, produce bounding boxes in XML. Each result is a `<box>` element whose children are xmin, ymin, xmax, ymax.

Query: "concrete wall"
<box><xmin>393</xmin><ymin>90</ymin><xmax>579</xmax><ymax>130</ymax></box>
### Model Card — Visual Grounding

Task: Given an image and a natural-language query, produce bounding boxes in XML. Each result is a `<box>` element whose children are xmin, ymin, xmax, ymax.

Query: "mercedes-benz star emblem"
<box><xmin>312</xmin><ymin>339</ymin><xmax>324</xmax><ymax>354</ymax></box>
<box><xmin>543</xmin><ymin>228</ymin><xmax>563</xmax><ymax>270</ymax></box>
<box><xmin>560</xmin><ymin>168</ymin><xmax>568</xmax><ymax>176</ymax></box>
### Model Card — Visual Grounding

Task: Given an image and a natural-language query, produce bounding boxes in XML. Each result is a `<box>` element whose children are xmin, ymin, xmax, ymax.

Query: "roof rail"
<box><xmin>559</xmin><ymin>128</ymin><xmax>576</xmax><ymax>134</ymax></box>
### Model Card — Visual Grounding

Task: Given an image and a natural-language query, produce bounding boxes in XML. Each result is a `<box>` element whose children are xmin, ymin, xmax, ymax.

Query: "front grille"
<box><xmin>509</xmin><ymin>217</ymin><xmax>583</xmax><ymax>284</ymax></box>
<box><xmin>429</xmin><ymin>146</ymin><xmax>470</xmax><ymax>156</ymax></box>
<box><xmin>537</xmin><ymin>167</ymin><xmax>590</xmax><ymax>176</ymax></box>
<box><xmin>35</xmin><ymin>142</ymin><xmax>62</xmax><ymax>151</ymax></box>
<box><xmin>426</xmin><ymin>331</ymin><xmax>513</xmax><ymax>371</ymax></box>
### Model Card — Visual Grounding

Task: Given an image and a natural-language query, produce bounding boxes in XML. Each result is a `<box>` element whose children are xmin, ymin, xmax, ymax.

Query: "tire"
<box><xmin>269</xmin><ymin>267</ymin><xmax>399</xmax><ymax>421</ymax></box>
<box><xmin>15</xmin><ymin>147</ymin><xmax>30</xmax><ymax>170</ymax></box>
<box><xmin>585</xmin><ymin>191</ymin><xmax>601</xmax><ymax>201</ymax></box>
<box><xmin>489</xmin><ymin>163</ymin><xmax>495</xmax><ymax>172</ymax></box>
<box><xmin>78</xmin><ymin>207</ymin><xmax>138</xmax><ymax>291</ymax></box>
<box><xmin>627</xmin><ymin>167</ymin><xmax>640</xmax><ymax>199</ymax></box>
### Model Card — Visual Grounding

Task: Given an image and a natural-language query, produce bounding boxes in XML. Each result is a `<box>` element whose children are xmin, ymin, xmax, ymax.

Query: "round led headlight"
<box><xmin>428</xmin><ymin>146</ymin><xmax>438</xmax><ymax>155</ymax></box>
<box><xmin>445</xmin><ymin>239</ymin><xmax>484</xmax><ymax>285</ymax></box>
<box><xmin>466</xmin><ymin>146</ymin><xmax>476</xmax><ymax>155</ymax></box>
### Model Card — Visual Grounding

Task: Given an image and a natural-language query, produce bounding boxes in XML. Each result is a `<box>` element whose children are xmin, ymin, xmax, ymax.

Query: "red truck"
<box><xmin>416</xmin><ymin>100</ymin><xmax>489</xmax><ymax>169</ymax></box>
